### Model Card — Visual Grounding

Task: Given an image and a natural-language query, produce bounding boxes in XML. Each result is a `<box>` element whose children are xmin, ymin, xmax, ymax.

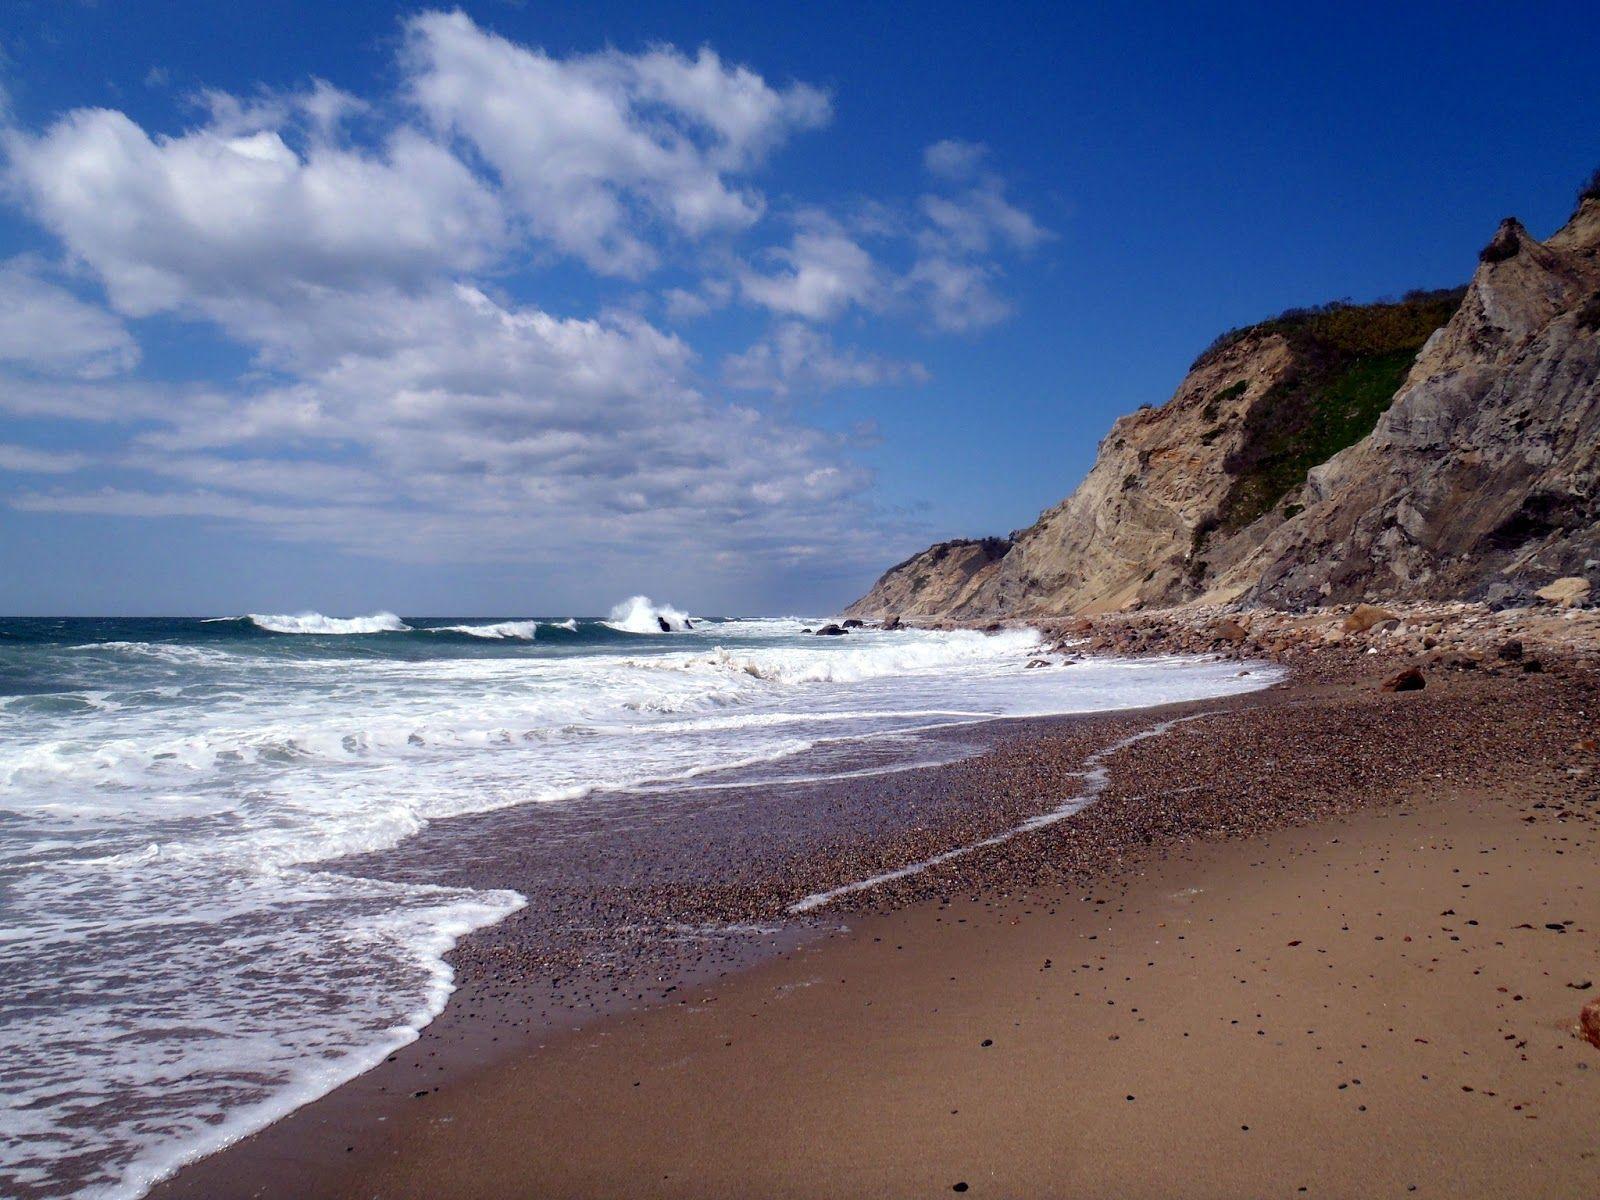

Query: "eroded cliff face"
<box><xmin>847</xmin><ymin>200</ymin><xmax>1600</xmax><ymax>620</ymax></box>
<box><xmin>941</xmin><ymin>331</ymin><xmax>1301</xmax><ymax>617</ymax></box>
<box><xmin>1228</xmin><ymin>201</ymin><xmax>1600</xmax><ymax>607</ymax></box>
<box><xmin>841</xmin><ymin>537</ymin><xmax>1011</xmax><ymax>619</ymax></box>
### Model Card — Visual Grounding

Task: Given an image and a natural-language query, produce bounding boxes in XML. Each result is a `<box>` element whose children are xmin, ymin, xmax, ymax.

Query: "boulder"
<box><xmin>841</xmin><ymin>619</ymin><xmax>866</xmax><ymax>629</ymax></box>
<box><xmin>1381</xmin><ymin>666</ymin><xmax>1426</xmax><ymax>692</ymax></box>
<box><xmin>1026</xmin><ymin>658</ymin><xmax>1051</xmax><ymax>669</ymax></box>
<box><xmin>1343</xmin><ymin>603</ymin><xmax>1398</xmax><ymax>634</ymax></box>
<box><xmin>1482</xmin><ymin>582</ymin><xmax>1534</xmax><ymax>611</ymax></box>
<box><xmin>1536</xmin><ymin>577</ymin><xmax>1591</xmax><ymax>607</ymax></box>
<box><xmin>1214</xmin><ymin>618</ymin><xmax>1248</xmax><ymax>643</ymax></box>
<box><xmin>814</xmin><ymin>624</ymin><xmax>847</xmax><ymax>636</ymax></box>
<box><xmin>1496</xmin><ymin>639</ymin><xmax>1525</xmax><ymax>661</ymax></box>
<box><xmin>881</xmin><ymin>616</ymin><xmax>902</xmax><ymax>631</ymax></box>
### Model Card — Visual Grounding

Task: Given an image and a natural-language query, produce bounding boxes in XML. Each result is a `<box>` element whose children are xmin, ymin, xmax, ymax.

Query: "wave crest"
<box><xmin>247</xmin><ymin>612</ymin><xmax>411</xmax><ymax>635</ymax></box>
<box><xmin>603</xmin><ymin>596</ymin><xmax>692</xmax><ymax>634</ymax></box>
<box><xmin>428</xmin><ymin>621</ymin><xmax>538</xmax><ymax>640</ymax></box>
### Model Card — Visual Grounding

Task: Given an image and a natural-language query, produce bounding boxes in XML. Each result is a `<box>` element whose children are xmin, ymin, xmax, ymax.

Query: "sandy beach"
<box><xmin>150</xmin><ymin>638</ymin><xmax>1600</xmax><ymax>1199</ymax></box>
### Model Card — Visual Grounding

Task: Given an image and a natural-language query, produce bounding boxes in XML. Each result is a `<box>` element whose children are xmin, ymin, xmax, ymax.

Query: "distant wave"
<box><xmin>604</xmin><ymin>595</ymin><xmax>693</xmax><ymax>634</ymax></box>
<box><xmin>547</xmin><ymin>619</ymin><xmax>578</xmax><ymax>632</ymax></box>
<box><xmin>426</xmin><ymin>621</ymin><xmax>538</xmax><ymax>640</ymax></box>
<box><xmin>246</xmin><ymin>612</ymin><xmax>411</xmax><ymax>635</ymax></box>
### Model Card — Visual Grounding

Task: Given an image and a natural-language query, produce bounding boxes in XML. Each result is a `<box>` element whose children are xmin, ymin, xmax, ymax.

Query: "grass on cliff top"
<box><xmin>1196</xmin><ymin>287</ymin><xmax>1466</xmax><ymax>535</ymax></box>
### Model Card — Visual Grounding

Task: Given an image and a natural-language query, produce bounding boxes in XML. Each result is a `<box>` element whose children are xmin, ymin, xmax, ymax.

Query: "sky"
<box><xmin>0</xmin><ymin>1</ymin><xmax>1595</xmax><ymax>617</ymax></box>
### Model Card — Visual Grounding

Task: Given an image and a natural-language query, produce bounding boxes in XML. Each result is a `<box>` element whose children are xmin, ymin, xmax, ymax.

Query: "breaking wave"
<box><xmin>604</xmin><ymin>595</ymin><xmax>693</xmax><ymax>634</ymax></box>
<box><xmin>427</xmin><ymin>621</ymin><xmax>539</xmax><ymax>640</ymax></box>
<box><xmin>245</xmin><ymin>612</ymin><xmax>411</xmax><ymax>635</ymax></box>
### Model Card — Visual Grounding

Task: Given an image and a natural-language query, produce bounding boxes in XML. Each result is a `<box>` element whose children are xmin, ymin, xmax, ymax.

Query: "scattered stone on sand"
<box><xmin>1580</xmin><ymin>999</ymin><xmax>1600</xmax><ymax>1050</ymax></box>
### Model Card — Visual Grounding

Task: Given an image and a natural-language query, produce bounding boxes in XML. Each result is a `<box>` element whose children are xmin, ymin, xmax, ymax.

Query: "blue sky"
<box><xmin>0</xmin><ymin>1</ymin><xmax>1595</xmax><ymax>616</ymax></box>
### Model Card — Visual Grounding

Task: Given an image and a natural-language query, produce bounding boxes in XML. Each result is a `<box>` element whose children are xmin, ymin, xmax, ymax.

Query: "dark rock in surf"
<box><xmin>814</xmin><ymin>624</ymin><xmax>848</xmax><ymax>636</ymax></box>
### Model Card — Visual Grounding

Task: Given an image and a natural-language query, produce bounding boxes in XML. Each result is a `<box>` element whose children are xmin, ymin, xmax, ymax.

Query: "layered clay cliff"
<box><xmin>847</xmin><ymin>193</ymin><xmax>1600</xmax><ymax>621</ymax></box>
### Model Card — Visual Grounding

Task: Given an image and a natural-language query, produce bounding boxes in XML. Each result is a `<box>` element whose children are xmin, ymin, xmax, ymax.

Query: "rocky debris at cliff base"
<box><xmin>1013</xmin><ymin>599</ymin><xmax>1600</xmax><ymax>684</ymax></box>
<box><xmin>1343</xmin><ymin>603</ymin><xmax>1398</xmax><ymax>634</ymax></box>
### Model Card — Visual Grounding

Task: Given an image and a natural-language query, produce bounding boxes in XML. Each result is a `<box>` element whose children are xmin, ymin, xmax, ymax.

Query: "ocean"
<box><xmin>0</xmin><ymin>599</ymin><xmax>1273</xmax><ymax>1198</ymax></box>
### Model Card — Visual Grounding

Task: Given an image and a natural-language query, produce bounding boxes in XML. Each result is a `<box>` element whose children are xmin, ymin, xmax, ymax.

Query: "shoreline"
<box><xmin>147</xmin><ymin>617</ymin><xmax>1600</xmax><ymax>1198</ymax></box>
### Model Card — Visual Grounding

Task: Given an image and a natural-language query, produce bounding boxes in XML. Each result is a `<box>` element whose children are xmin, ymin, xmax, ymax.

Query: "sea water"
<box><xmin>0</xmin><ymin>600</ymin><xmax>1274</xmax><ymax>1198</ymax></box>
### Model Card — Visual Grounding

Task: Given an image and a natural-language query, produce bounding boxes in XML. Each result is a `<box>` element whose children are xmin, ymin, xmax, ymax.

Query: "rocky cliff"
<box><xmin>847</xmin><ymin>195</ymin><xmax>1600</xmax><ymax>621</ymax></box>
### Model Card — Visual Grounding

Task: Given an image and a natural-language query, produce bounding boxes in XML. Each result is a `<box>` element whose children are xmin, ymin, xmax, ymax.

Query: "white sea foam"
<box><xmin>246</xmin><ymin>611</ymin><xmax>411</xmax><ymax>635</ymax></box>
<box><xmin>604</xmin><ymin>594</ymin><xmax>692</xmax><ymax>633</ymax></box>
<box><xmin>547</xmin><ymin>618</ymin><xmax>579</xmax><ymax>632</ymax></box>
<box><xmin>428</xmin><ymin>620</ymin><xmax>539</xmax><ymax>640</ymax></box>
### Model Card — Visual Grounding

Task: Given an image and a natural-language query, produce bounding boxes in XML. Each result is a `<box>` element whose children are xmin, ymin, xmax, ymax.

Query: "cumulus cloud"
<box><xmin>0</xmin><ymin>258</ymin><xmax>140</xmax><ymax>378</ymax></box>
<box><xmin>0</xmin><ymin>12</ymin><xmax>1045</xmax><ymax>585</ymax></box>
<box><xmin>3</xmin><ymin>105</ymin><xmax>504</xmax><ymax>319</ymax></box>
<box><xmin>737</xmin><ymin>221</ymin><xmax>883</xmax><ymax>320</ymax></box>
<box><xmin>733</xmin><ymin>144</ymin><xmax>1048</xmax><ymax>332</ymax></box>
<box><xmin>403</xmin><ymin>10</ymin><xmax>829</xmax><ymax>276</ymax></box>
<box><xmin>724</xmin><ymin>323</ymin><xmax>928</xmax><ymax>395</ymax></box>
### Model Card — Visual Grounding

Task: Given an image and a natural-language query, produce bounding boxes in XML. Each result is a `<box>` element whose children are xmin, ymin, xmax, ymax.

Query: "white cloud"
<box><xmin>919</xmin><ymin>182</ymin><xmax>1048</xmax><ymax>256</ymax></box>
<box><xmin>0</xmin><ymin>442</ymin><xmax>91</xmax><ymax>473</ymax></box>
<box><xmin>4</xmin><ymin>102</ymin><xmax>505</xmax><ymax>318</ymax></box>
<box><xmin>9</xmin><ymin>283</ymin><xmax>881</xmax><ymax>568</ymax></box>
<box><xmin>922</xmin><ymin>138</ymin><xmax>987</xmax><ymax>180</ymax></box>
<box><xmin>0</xmin><ymin>15</ymin><xmax>1050</xmax><ymax>585</ymax></box>
<box><xmin>724</xmin><ymin>323</ymin><xmax>928</xmax><ymax>395</ymax></box>
<box><xmin>403</xmin><ymin>10</ymin><xmax>829</xmax><ymax>276</ymax></box>
<box><xmin>904</xmin><ymin>140</ymin><xmax>1051</xmax><ymax>331</ymax></box>
<box><xmin>738</xmin><ymin>223</ymin><xmax>882</xmax><ymax>320</ymax></box>
<box><xmin>663</xmin><ymin>277</ymin><xmax>733</xmax><ymax>321</ymax></box>
<box><xmin>906</xmin><ymin>255</ymin><xmax>1013</xmax><ymax>332</ymax></box>
<box><xmin>0</xmin><ymin>258</ymin><xmax>140</xmax><ymax>378</ymax></box>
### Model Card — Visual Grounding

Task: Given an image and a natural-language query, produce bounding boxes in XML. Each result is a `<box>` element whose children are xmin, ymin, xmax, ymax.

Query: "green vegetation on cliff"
<box><xmin>1200</xmin><ymin>288</ymin><xmax>1466</xmax><ymax>534</ymax></box>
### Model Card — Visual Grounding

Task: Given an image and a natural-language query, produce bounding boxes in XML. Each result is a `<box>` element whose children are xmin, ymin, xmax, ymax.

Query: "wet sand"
<box><xmin>153</xmin><ymin>655</ymin><xmax>1600</xmax><ymax>1198</ymax></box>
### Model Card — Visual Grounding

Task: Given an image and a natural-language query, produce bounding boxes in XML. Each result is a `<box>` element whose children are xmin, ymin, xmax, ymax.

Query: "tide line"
<box><xmin>787</xmin><ymin>712</ymin><xmax>1212</xmax><ymax>914</ymax></box>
